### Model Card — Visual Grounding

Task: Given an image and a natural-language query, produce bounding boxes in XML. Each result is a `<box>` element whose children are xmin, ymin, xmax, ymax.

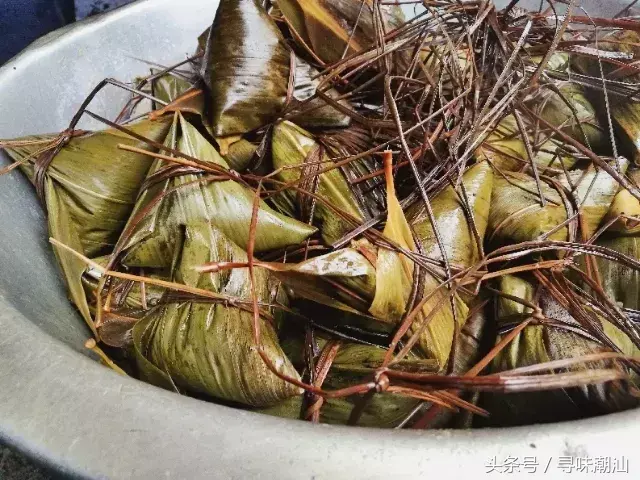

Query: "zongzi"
<box><xmin>5</xmin><ymin>0</ymin><xmax>640</xmax><ymax>432</ymax></box>
<box><xmin>4</xmin><ymin>117</ymin><xmax>172</xmax><ymax>328</ymax></box>
<box><xmin>482</xmin><ymin>275</ymin><xmax>640</xmax><ymax>426</ymax></box>
<box><xmin>201</xmin><ymin>0</ymin><xmax>349</xmax><ymax>137</ymax></box>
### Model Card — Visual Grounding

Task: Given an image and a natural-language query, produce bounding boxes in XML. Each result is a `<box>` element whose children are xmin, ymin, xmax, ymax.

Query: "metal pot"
<box><xmin>0</xmin><ymin>1</ymin><xmax>638</xmax><ymax>478</ymax></box>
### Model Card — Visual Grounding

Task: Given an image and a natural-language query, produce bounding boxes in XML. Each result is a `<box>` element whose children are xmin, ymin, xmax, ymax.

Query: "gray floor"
<box><xmin>0</xmin><ymin>445</ymin><xmax>51</xmax><ymax>480</ymax></box>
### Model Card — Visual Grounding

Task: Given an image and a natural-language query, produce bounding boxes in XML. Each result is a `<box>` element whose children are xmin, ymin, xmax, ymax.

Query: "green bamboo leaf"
<box><xmin>453</xmin><ymin>302</ymin><xmax>488</xmax><ymax>375</ymax></box>
<box><xmin>152</xmin><ymin>71</ymin><xmax>195</xmax><ymax>107</ymax></box>
<box><xmin>6</xmin><ymin>118</ymin><xmax>172</xmax><ymax>256</ymax></box>
<box><xmin>272</xmin><ymin>121</ymin><xmax>364</xmax><ymax>245</ymax></box>
<box><xmin>370</xmin><ymin>155</ymin><xmax>469</xmax><ymax>370</ymax></box>
<box><xmin>121</xmin><ymin>114</ymin><xmax>316</xmax><ymax>268</ymax></box>
<box><xmin>536</xmin><ymin>83</ymin><xmax>605</xmax><ymax>150</ymax></box>
<box><xmin>483</xmin><ymin>275</ymin><xmax>639</xmax><ymax>426</ymax></box>
<box><xmin>412</xmin><ymin>274</ymin><xmax>469</xmax><ymax>370</ymax></box>
<box><xmin>571</xmin><ymin>30</ymin><xmax>640</xmax><ymax>164</ymax></box>
<box><xmin>270</xmin><ymin>249</ymin><xmax>468</xmax><ymax>371</ymax></box>
<box><xmin>4</xmin><ymin>118</ymin><xmax>172</xmax><ymax>329</ymax></box>
<box><xmin>611</xmin><ymin>102</ymin><xmax>640</xmax><ymax>165</ymax></box>
<box><xmin>201</xmin><ymin>0</ymin><xmax>288</xmax><ymax>135</ymax></box>
<box><xmin>262</xmin><ymin>315</ymin><xmax>486</xmax><ymax>427</ymax></box>
<box><xmin>132</xmin><ymin>313</ymin><xmax>176</xmax><ymax>392</ymax></box>
<box><xmin>215</xmin><ymin>135</ymin><xmax>258</xmax><ymax>172</ymax></box>
<box><xmin>260</xmin><ymin>389</ymin><xmax>420</xmax><ymax>428</ymax></box>
<box><xmin>489</xmin><ymin>173</ymin><xmax>569</xmax><ymax>246</ymax></box>
<box><xmin>289</xmin><ymin>57</ymin><xmax>351</xmax><ymax>129</ymax></box>
<box><xmin>271</xmin><ymin>152</ymin><xmax>469</xmax><ymax>371</ymax></box>
<box><xmin>560</xmin><ymin>158</ymin><xmax>630</xmax><ymax>239</ymax></box>
<box><xmin>148</xmin><ymin>70</ymin><xmax>206</xmax><ymax>125</ymax></box>
<box><xmin>133</xmin><ymin>222</ymin><xmax>302</xmax><ymax>407</ymax></box>
<box><xmin>45</xmin><ymin>175</ymin><xmax>94</xmax><ymax>329</ymax></box>
<box><xmin>475</xmin><ymin>115</ymin><xmax>577</xmax><ymax>173</ymax></box>
<box><xmin>201</xmin><ymin>0</ymin><xmax>349</xmax><ymax>136</ymax></box>
<box><xmin>410</xmin><ymin>161</ymin><xmax>494</xmax><ymax>269</ymax></box>
<box><xmin>262</xmin><ymin>334</ymin><xmax>425</xmax><ymax>427</ymax></box>
<box><xmin>595</xmin><ymin>236</ymin><xmax>640</xmax><ymax>311</ymax></box>
<box><xmin>81</xmin><ymin>255</ymin><xmax>167</xmax><ymax>347</ymax></box>
<box><xmin>488</xmin><ymin>160</ymin><xmax>627</xmax><ymax>248</ymax></box>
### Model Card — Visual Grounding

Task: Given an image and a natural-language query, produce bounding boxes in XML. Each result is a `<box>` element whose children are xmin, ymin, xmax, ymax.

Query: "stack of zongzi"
<box><xmin>3</xmin><ymin>0</ymin><xmax>640</xmax><ymax>429</ymax></box>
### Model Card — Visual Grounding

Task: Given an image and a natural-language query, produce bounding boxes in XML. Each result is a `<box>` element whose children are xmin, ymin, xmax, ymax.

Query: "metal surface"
<box><xmin>0</xmin><ymin>1</ymin><xmax>638</xmax><ymax>478</ymax></box>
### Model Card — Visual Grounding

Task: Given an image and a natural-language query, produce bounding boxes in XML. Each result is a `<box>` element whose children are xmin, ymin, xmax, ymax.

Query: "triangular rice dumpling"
<box><xmin>271</xmin><ymin>246</ymin><xmax>468</xmax><ymax>371</ymax></box>
<box><xmin>272</xmin><ymin>153</ymin><xmax>469</xmax><ymax>371</ymax></box>
<box><xmin>201</xmin><ymin>0</ymin><xmax>288</xmax><ymax>135</ymax></box>
<box><xmin>3</xmin><ymin>118</ymin><xmax>172</xmax><ymax>328</ymax></box>
<box><xmin>201</xmin><ymin>0</ymin><xmax>349</xmax><ymax>136</ymax></box>
<box><xmin>151</xmin><ymin>76</ymin><xmax>259</xmax><ymax>175</ymax></box>
<box><xmin>489</xmin><ymin>173</ymin><xmax>569</xmax><ymax>246</ymax></box>
<box><xmin>476</xmin><ymin>115</ymin><xmax>577</xmax><ymax>173</ymax></box>
<box><xmin>120</xmin><ymin>114</ymin><xmax>316</xmax><ymax>269</ymax></box>
<box><xmin>535</xmin><ymin>82</ymin><xmax>605</xmax><ymax>150</ymax></box>
<box><xmin>488</xmin><ymin>159</ymin><xmax>628</xmax><ymax>248</ymax></box>
<box><xmin>482</xmin><ymin>275</ymin><xmax>640</xmax><ymax>426</ymax></box>
<box><xmin>571</xmin><ymin>30</ymin><xmax>640</xmax><ymax>164</ymax></box>
<box><xmin>261</xmin><ymin>340</ymin><xmax>425</xmax><ymax>428</ymax></box>
<box><xmin>132</xmin><ymin>221</ymin><xmax>302</xmax><ymax>407</ymax></box>
<box><xmin>272</xmin><ymin>121</ymin><xmax>365</xmax><ymax>245</ymax></box>
<box><xmin>262</xmin><ymin>329</ymin><xmax>435</xmax><ymax>427</ymax></box>
<box><xmin>409</xmin><ymin>161</ymin><xmax>494</xmax><ymax>269</ymax></box>
<box><xmin>262</xmin><ymin>305</ymin><xmax>488</xmax><ymax>428</ymax></box>
<box><xmin>560</xmin><ymin>158</ymin><xmax>630</xmax><ymax>239</ymax></box>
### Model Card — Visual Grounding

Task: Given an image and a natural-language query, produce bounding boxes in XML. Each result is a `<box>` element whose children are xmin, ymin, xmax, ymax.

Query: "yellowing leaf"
<box><xmin>278</xmin><ymin>0</ymin><xmax>405</xmax><ymax>65</ymax></box>
<box><xmin>369</xmin><ymin>151</ymin><xmax>415</xmax><ymax>323</ymax></box>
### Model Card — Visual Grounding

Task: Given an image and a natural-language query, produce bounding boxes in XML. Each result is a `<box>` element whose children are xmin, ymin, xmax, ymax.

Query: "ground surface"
<box><xmin>0</xmin><ymin>445</ymin><xmax>52</xmax><ymax>480</ymax></box>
